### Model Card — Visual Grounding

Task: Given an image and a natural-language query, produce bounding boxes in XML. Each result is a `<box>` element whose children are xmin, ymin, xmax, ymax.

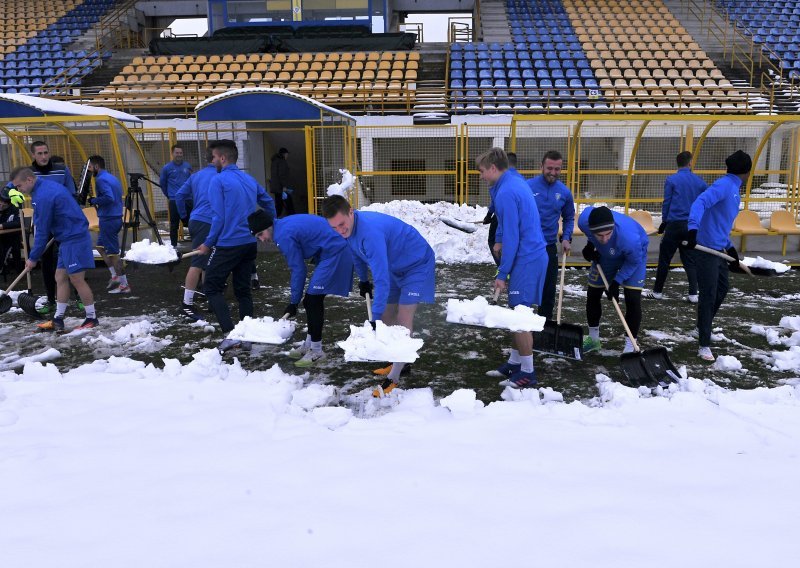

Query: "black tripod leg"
<box><xmin>133</xmin><ymin>190</ymin><xmax>164</xmax><ymax>246</ymax></box>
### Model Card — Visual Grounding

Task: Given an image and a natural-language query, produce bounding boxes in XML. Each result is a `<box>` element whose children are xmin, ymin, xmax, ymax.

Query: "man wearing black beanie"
<box><xmin>683</xmin><ymin>150</ymin><xmax>752</xmax><ymax>362</ymax></box>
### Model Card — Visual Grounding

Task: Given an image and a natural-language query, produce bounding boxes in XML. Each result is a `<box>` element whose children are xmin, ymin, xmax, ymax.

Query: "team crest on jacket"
<box><xmin>609</xmin><ymin>247</ymin><xmax>616</xmax><ymax>256</ymax></box>
<box><xmin>555</xmin><ymin>193</ymin><xmax>561</xmax><ymax>200</ymax></box>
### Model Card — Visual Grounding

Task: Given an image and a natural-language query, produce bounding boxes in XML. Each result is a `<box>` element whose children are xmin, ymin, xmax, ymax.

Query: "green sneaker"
<box><xmin>294</xmin><ymin>350</ymin><xmax>327</xmax><ymax>367</ymax></box>
<box><xmin>582</xmin><ymin>336</ymin><xmax>602</xmax><ymax>353</ymax></box>
<box><xmin>37</xmin><ymin>302</ymin><xmax>54</xmax><ymax>316</ymax></box>
<box><xmin>75</xmin><ymin>300</ymin><xmax>85</xmax><ymax>310</ymax></box>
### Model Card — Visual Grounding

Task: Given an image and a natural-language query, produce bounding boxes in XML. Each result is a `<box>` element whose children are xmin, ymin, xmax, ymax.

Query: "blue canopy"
<box><xmin>0</xmin><ymin>93</ymin><xmax>140</xmax><ymax>123</ymax></box>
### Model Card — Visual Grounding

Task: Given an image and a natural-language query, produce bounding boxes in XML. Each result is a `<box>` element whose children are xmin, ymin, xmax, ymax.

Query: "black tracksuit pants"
<box><xmin>654</xmin><ymin>220</ymin><xmax>698</xmax><ymax>295</ymax></box>
<box><xmin>203</xmin><ymin>242</ymin><xmax>258</xmax><ymax>334</ymax></box>
<box><xmin>693</xmin><ymin>249</ymin><xmax>729</xmax><ymax>348</ymax></box>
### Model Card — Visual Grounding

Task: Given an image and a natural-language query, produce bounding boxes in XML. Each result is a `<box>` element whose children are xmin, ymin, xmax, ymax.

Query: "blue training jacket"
<box><xmin>527</xmin><ymin>174</ymin><xmax>575</xmax><ymax>244</ymax></box>
<box><xmin>688</xmin><ymin>173</ymin><xmax>741</xmax><ymax>250</ymax></box>
<box><xmin>493</xmin><ymin>169</ymin><xmax>547</xmax><ymax>281</ymax></box>
<box><xmin>92</xmin><ymin>169</ymin><xmax>123</xmax><ymax>219</ymax></box>
<box><xmin>205</xmin><ymin>164</ymin><xmax>275</xmax><ymax>248</ymax></box>
<box><xmin>662</xmin><ymin>167</ymin><xmax>707</xmax><ymax>222</ymax></box>
<box><xmin>578</xmin><ymin>207</ymin><xmax>649</xmax><ymax>285</ymax></box>
<box><xmin>175</xmin><ymin>164</ymin><xmax>216</xmax><ymax>224</ymax></box>
<box><xmin>347</xmin><ymin>210</ymin><xmax>434</xmax><ymax>320</ymax></box>
<box><xmin>274</xmin><ymin>215</ymin><xmax>349</xmax><ymax>305</ymax></box>
<box><xmin>29</xmin><ymin>178</ymin><xmax>90</xmax><ymax>261</ymax></box>
<box><xmin>487</xmin><ymin>166</ymin><xmax>522</xmax><ymax>216</ymax></box>
<box><xmin>159</xmin><ymin>160</ymin><xmax>192</xmax><ymax>200</ymax></box>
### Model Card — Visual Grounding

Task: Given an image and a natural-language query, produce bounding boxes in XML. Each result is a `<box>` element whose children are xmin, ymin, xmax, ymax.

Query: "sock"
<box><xmin>589</xmin><ymin>326</ymin><xmax>600</xmax><ymax>340</ymax></box>
<box><xmin>304</xmin><ymin>334</ymin><xmax>312</xmax><ymax>346</ymax></box>
<box><xmin>251</xmin><ymin>272</ymin><xmax>258</xmax><ymax>280</ymax></box>
<box><xmin>388</xmin><ymin>362</ymin><xmax>405</xmax><ymax>381</ymax></box>
<box><xmin>183</xmin><ymin>289</ymin><xmax>195</xmax><ymax>305</ymax></box>
<box><xmin>54</xmin><ymin>302</ymin><xmax>68</xmax><ymax>318</ymax></box>
<box><xmin>84</xmin><ymin>304</ymin><xmax>96</xmax><ymax>319</ymax></box>
<box><xmin>520</xmin><ymin>355</ymin><xmax>534</xmax><ymax>373</ymax></box>
<box><xmin>118</xmin><ymin>274</ymin><xmax>128</xmax><ymax>287</ymax></box>
<box><xmin>310</xmin><ymin>340</ymin><xmax>322</xmax><ymax>353</ymax></box>
<box><xmin>508</xmin><ymin>349</ymin><xmax>521</xmax><ymax>364</ymax></box>
<box><xmin>109</xmin><ymin>267</ymin><xmax>117</xmax><ymax>277</ymax></box>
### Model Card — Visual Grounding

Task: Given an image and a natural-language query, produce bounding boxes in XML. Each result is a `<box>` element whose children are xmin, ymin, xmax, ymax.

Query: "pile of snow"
<box><xmin>751</xmin><ymin>315</ymin><xmax>800</xmax><ymax>348</ymax></box>
<box><xmin>337</xmin><ymin>320</ymin><xmax>423</xmax><ymax>362</ymax></box>
<box><xmin>741</xmin><ymin>256</ymin><xmax>790</xmax><ymax>273</ymax></box>
<box><xmin>123</xmin><ymin>239</ymin><xmax>178</xmax><ymax>263</ymax></box>
<box><xmin>0</xmin><ymin>348</ymin><xmax>61</xmax><ymax>371</ymax></box>
<box><xmin>325</xmin><ymin>168</ymin><xmax>356</xmax><ymax>197</ymax></box>
<box><xmin>83</xmin><ymin>320</ymin><xmax>172</xmax><ymax>353</ymax></box>
<box><xmin>714</xmin><ymin>355</ymin><xmax>744</xmax><ymax>371</ymax></box>
<box><xmin>446</xmin><ymin>296</ymin><xmax>546</xmax><ymax>332</ymax></box>
<box><xmin>227</xmin><ymin>315</ymin><xmax>296</xmax><ymax>344</ymax></box>
<box><xmin>362</xmin><ymin>200</ymin><xmax>493</xmax><ymax>264</ymax></box>
<box><xmin>1</xmin><ymin>354</ymin><xmax>800</xmax><ymax>567</ymax></box>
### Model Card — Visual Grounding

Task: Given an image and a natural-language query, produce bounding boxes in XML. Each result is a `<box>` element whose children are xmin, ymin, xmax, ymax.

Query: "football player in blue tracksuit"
<box><xmin>478</xmin><ymin>148</ymin><xmax>548</xmax><ymax>389</ymax></box>
<box><xmin>249</xmin><ymin>212</ymin><xmax>353</xmax><ymax>368</ymax></box>
<box><xmin>160</xmin><ymin>144</ymin><xmax>193</xmax><ymax>247</ymax></box>
<box><xmin>646</xmin><ymin>150</ymin><xmax>707</xmax><ymax>302</ymax></box>
<box><xmin>684</xmin><ymin>150</ymin><xmax>751</xmax><ymax>362</ymax></box>
<box><xmin>195</xmin><ymin>140</ymin><xmax>275</xmax><ymax>352</ymax></box>
<box><xmin>579</xmin><ymin>206</ymin><xmax>649</xmax><ymax>355</ymax></box>
<box><xmin>175</xmin><ymin>147</ymin><xmax>217</xmax><ymax>321</ymax></box>
<box><xmin>527</xmin><ymin>150</ymin><xmax>575</xmax><ymax>321</ymax></box>
<box><xmin>322</xmin><ymin>194</ymin><xmax>435</xmax><ymax>396</ymax></box>
<box><xmin>483</xmin><ymin>151</ymin><xmax>522</xmax><ymax>265</ymax></box>
<box><xmin>12</xmin><ymin>167</ymin><xmax>98</xmax><ymax>332</ymax></box>
<box><xmin>87</xmin><ymin>155</ymin><xmax>128</xmax><ymax>294</ymax></box>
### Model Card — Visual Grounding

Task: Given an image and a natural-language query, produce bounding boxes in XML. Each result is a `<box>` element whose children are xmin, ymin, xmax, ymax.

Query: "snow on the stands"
<box><xmin>337</xmin><ymin>320</ymin><xmax>423</xmax><ymax>362</ymax></box>
<box><xmin>362</xmin><ymin>200</ymin><xmax>493</xmax><ymax>264</ymax></box>
<box><xmin>227</xmin><ymin>315</ymin><xmax>296</xmax><ymax>344</ymax></box>
<box><xmin>446</xmin><ymin>295</ymin><xmax>546</xmax><ymax>331</ymax></box>
<box><xmin>1</xmin><ymin>354</ymin><xmax>799</xmax><ymax>567</ymax></box>
<box><xmin>122</xmin><ymin>239</ymin><xmax>178</xmax><ymax>263</ymax></box>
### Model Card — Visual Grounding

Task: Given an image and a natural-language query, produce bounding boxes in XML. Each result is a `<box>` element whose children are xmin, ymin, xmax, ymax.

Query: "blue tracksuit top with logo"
<box><xmin>175</xmin><ymin>165</ymin><xmax>216</xmax><ymax>224</ymax></box>
<box><xmin>527</xmin><ymin>174</ymin><xmax>575</xmax><ymax>244</ymax></box>
<box><xmin>688</xmin><ymin>173</ymin><xmax>741</xmax><ymax>250</ymax></box>
<box><xmin>487</xmin><ymin>166</ymin><xmax>522</xmax><ymax>216</ymax></box>
<box><xmin>205</xmin><ymin>165</ymin><xmax>275</xmax><ymax>248</ymax></box>
<box><xmin>159</xmin><ymin>160</ymin><xmax>193</xmax><ymax>200</ymax></box>
<box><xmin>29</xmin><ymin>178</ymin><xmax>89</xmax><ymax>261</ymax></box>
<box><xmin>493</xmin><ymin>169</ymin><xmax>547</xmax><ymax>281</ymax></box>
<box><xmin>274</xmin><ymin>215</ymin><xmax>349</xmax><ymax>305</ymax></box>
<box><xmin>92</xmin><ymin>169</ymin><xmax>123</xmax><ymax>219</ymax></box>
<box><xmin>347</xmin><ymin>210</ymin><xmax>433</xmax><ymax>320</ymax></box>
<box><xmin>662</xmin><ymin>167</ymin><xmax>707</xmax><ymax>222</ymax></box>
<box><xmin>578</xmin><ymin>207</ymin><xmax>649</xmax><ymax>285</ymax></box>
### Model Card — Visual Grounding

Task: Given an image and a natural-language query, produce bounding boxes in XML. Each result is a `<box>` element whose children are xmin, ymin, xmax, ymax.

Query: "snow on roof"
<box><xmin>194</xmin><ymin>87</ymin><xmax>354</xmax><ymax>121</ymax></box>
<box><xmin>0</xmin><ymin>93</ymin><xmax>141</xmax><ymax>123</ymax></box>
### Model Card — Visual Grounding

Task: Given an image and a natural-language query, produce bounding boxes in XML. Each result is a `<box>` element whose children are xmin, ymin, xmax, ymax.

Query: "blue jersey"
<box><xmin>347</xmin><ymin>210</ymin><xmax>434</xmax><ymax>320</ymax></box>
<box><xmin>662</xmin><ymin>168</ymin><xmax>707</xmax><ymax>222</ymax></box>
<box><xmin>578</xmin><ymin>207</ymin><xmax>649</xmax><ymax>285</ymax></box>
<box><xmin>32</xmin><ymin>162</ymin><xmax>76</xmax><ymax>194</ymax></box>
<box><xmin>92</xmin><ymin>169</ymin><xmax>123</xmax><ymax>219</ymax></box>
<box><xmin>205</xmin><ymin>165</ymin><xmax>275</xmax><ymax>248</ymax></box>
<box><xmin>29</xmin><ymin>178</ymin><xmax>89</xmax><ymax>261</ymax></box>
<box><xmin>527</xmin><ymin>174</ymin><xmax>575</xmax><ymax>244</ymax></box>
<box><xmin>688</xmin><ymin>173</ymin><xmax>741</xmax><ymax>250</ymax></box>
<box><xmin>493</xmin><ymin>170</ymin><xmax>547</xmax><ymax>281</ymax></box>
<box><xmin>274</xmin><ymin>215</ymin><xmax>349</xmax><ymax>304</ymax></box>
<box><xmin>160</xmin><ymin>160</ymin><xmax>192</xmax><ymax>200</ymax></box>
<box><xmin>487</xmin><ymin>166</ymin><xmax>522</xmax><ymax>216</ymax></box>
<box><xmin>175</xmin><ymin>164</ymin><xmax>216</xmax><ymax>224</ymax></box>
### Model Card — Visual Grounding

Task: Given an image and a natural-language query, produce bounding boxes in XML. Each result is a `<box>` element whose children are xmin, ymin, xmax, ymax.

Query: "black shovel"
<box><xmin>596</xmin><ymin>264</ymin><xmax>680</xmax><ymax>389</ymax></box>
<box><xmin>15</xmin><ymin>237</ymin><xmax>55</xmax><ymax>320</ymax></box>
<box><xmin>535</xmin><ymin>252</ymin><xmax>583</xmax><ymax>359</ymax></box>
<box><xmin>0</xmin><ymin>266</ymin><xmax>34</xmax><ymax>314</ymax></box>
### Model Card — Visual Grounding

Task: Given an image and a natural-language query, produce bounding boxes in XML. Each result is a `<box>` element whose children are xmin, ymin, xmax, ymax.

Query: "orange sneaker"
<box><xmin>372</xmin><ymin>364</ymin><xmax>412</xmax><ymax>376</ymax></box>
<box><xmin>372</xmin><ymin>379</ymin><xmax>398</xmax><ymax>398</ymax></box>
<box><xmin>37</xmin><ymin>317</ymin><xmax>64</xmax><ymax>332</ymax></box>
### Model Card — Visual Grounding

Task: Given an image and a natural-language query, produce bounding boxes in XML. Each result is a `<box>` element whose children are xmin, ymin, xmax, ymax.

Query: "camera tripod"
<box><xmin>120</xmin><ymin>173</ymin><xmax>164</xmax><ymax>254</ymax></box>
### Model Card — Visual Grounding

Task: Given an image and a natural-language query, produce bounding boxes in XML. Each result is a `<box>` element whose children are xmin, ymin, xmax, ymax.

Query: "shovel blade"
<box><xmin>620</xmin><ymin>347</ymin><xmax>679</xmax><ymax>388</ymax></box>
<box><xmin>440</xmin><ymin>217</ymin><xmax>478</xmax><ymax>233</ymax></box>
<box><xmin>534</xmin><ymin>320</ymin><xmax>584</xmax><ymax>359</ymax></box>
<box><xmin>17</xmin><ymin>292</ymin><xmax>44</xmax><ymax>319</ymax></box>
<box><xmin>0</xmin><ymin>294</ymin><xmax>11</xmax><ymax>314</ymax></box>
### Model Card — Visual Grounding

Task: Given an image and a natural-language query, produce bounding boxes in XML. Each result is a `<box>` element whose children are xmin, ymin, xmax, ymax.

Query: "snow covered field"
<box><xmin>1</xmin><ymin>200</ymin><xmax>799</xmax><ymax>566</ymax></box>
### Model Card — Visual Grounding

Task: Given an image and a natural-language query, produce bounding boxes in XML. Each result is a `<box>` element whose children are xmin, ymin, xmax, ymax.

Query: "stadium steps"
<box><xmin>411</xmin><ymin>43</ymin><xmax>448</xmax><ymax>118</ymax></box>
<box><xmin>479</xmin><ymin>0</ymin><xmax>512</xmax><ymax>43</ymax></box>
<box><xmin>80</xmin><ymin>48</ymin><xmax>146</xmax><ymax>90</ymax></box>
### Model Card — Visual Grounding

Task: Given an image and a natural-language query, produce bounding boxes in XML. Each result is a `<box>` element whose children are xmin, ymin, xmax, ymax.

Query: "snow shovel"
<box><xmin>15</xmin><ymin>238</ymin><xmax>56</xmax><ymax>319</ymax></box>
<box><xmin>682</xmin><ymin>242</ymin><xmax>757</xmax><ymax>277</ymax></box>
<box><xmin>535</xmin><ymin>252</ymin><xmax>583</xmax><ymax>359</ymax></box>
<box><xmin>596</xmin><ymin>264</ymin><xmax>680</xmax><ymax>388</ymax></box>
<box><xmin>439</xmin><ymin>216</ymin><xmax>482</xmax><ymax>233</ymax></box>
<box><xmin>0</xmin><ymin>266</ymin><xmax>34</xmax><ymax>314</ymax></box>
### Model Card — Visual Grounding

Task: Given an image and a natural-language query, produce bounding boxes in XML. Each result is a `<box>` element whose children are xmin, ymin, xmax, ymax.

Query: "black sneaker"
<box><xmin>180</xmin><ymin>302</ymin><xmax>204</xmax><ymax>321</ymax></box>
<box><xmin>251</xmin><ymin>277</ymin><xmax>260</xmax><ymax>290</ymax></box>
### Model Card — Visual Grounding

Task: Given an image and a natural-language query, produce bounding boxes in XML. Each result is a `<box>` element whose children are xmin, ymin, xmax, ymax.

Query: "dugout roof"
<box><xmin>0</xmin><ymin>93</ymin><xmax>141</xmax><ymax>124</ymax></box>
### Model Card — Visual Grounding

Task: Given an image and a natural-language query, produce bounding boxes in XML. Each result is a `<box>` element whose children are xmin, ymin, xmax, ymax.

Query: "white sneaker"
<box><xmin>109</xmin><ymin>284</ymin><xmax>131</xmax><ymax>294</ymax></box>
<box><xmin>642</xmin><ymin>289</ymin><xmax>663</xmax><ymax>300</ymax></box>
<box><xmin>623</xmin><ymin>338</ymin><xmax>636</xmax><ymax>354</ymax></box>
<box><xmin>686</xmin><ymin>294</ymin><xmax>699</xmax><ymax>304</ymax></box>
<box><xmin>698</xmin><ymin>346</ymin><xmax>715</xmax><ymax>361</ymax></box>
<box><xmin>294</xmin><ymin>350</ymin><xmax>327</xmax><ymax>367</ymax></box>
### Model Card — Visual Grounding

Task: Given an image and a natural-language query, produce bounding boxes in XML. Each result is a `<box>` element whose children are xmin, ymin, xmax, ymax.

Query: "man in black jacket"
<box><xmin>269</xmin><ymin>147</ymin><xmax>295</xmax><ymax>217</ymax></box>
<box><xmin>0</xmin><ymin>187</ymin><xmax>22</xmax><ymax>277</ymax></box>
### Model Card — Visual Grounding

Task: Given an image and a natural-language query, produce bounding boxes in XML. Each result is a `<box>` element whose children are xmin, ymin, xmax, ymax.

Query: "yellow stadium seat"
<box><xmin>770</xmin><ymin>210</ymin><xmax>800</xmax><ymax>255</ymax></box>
<box><xmin>733</xmin><ymin>210</ymin><xmax>769</xmax><ymax>252</ymax></box>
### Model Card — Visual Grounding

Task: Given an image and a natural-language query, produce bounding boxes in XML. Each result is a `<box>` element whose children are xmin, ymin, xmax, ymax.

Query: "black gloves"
<box><xmin>605</xmin><ymin>280</ymin><xmax>620</xmax><ymax>302</ymax></box>
<box><xmin>725</xmin><ymin>246</ymin><xmax>740</xmax><ymax>271</ymax></box>
<box><xmin>284</xmin><ymin>303</ymin><xmax>298</xmax><ymax>318</ymax></box>
<box><xmin>582</xmin><ymin>242</ymin><xmax>601</xmax><ymax>262</ymax></box>
<box><xmin>483</xmin><ymin>212</ymin><xmax>494</xmax><ymax>225</ymax></box>
<box><xmin>369</xmin><ymin>320</ymin><xmax>377</xmax><ymax>330</ymax></box>
<box><xmin>359</xmin><ymin>281</ymin><xmax>373</xmax><ymax>298</ymax></box>
<box><xmin>684</xmin><ymin>229</ymin><xmax>698</xmax><ymax>249</ymax></box>
<box><xmin>657</xmin><ymin>222</ymin><xmax>666</xmax><ymax>235</ymax></box>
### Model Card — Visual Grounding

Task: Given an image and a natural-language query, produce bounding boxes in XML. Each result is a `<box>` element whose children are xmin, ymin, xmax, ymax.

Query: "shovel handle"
<box><xmin>595</xmin><ymin>264</ymin><xmax>640</xmax><ymax>353</ymax></box>
<box><xmin>683</xmin><ymin>242</ymin><xmax>754</xmax><ymax>277</ymax></box>
<box><xmin>1</xmin><ymin>266</ymin><xmax>32</xmax><ymax>297</ymax></box>
<box><xmin>19</xmin><ymin>210</ymin><xmax>32</xmax><ymax>291</ymax></box>
<box><xmin>365</xmin><ymin>292</ymin><xmax>373</xmax><ymax>322</ymax></box>
<box><xmin>556</xmin><ymin>251</ymin><xmax>567</xmax><ymax>325</ymax></box>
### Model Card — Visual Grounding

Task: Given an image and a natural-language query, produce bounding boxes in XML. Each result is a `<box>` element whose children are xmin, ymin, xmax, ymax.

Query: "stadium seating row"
<box><xmin>128</xmin><ymin>51</ymin><xmax>420</xmax><ymax>67</ymax></box>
